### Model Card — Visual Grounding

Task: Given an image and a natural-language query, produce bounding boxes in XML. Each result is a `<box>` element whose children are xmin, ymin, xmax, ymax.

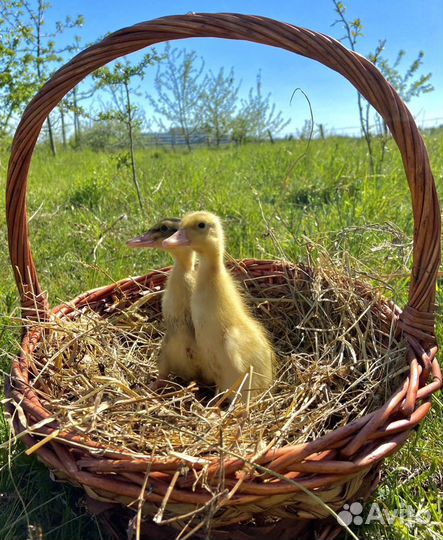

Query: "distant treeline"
<box><xmin>0</xmin><ymin>2</ymin><xmax>293</xmax><ymax>155</ymax></box>
<box><xmin>0</xmin><ymin>1</ymin><xmax>435</xmax><ymax>174</ymax></box>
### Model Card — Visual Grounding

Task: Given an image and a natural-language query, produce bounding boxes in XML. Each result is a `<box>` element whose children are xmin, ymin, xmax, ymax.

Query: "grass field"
<box><xmin>1</xmin><ymin>134</ymin><xmax>442</xmax><ymax>539</ymax></box>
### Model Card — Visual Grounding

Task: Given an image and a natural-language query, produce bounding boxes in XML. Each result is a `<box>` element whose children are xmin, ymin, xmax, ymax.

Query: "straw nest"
<box><xmin>31</xmin><ymin>258</ymin><xmax>406</xmax><ymax>468</ymax></box>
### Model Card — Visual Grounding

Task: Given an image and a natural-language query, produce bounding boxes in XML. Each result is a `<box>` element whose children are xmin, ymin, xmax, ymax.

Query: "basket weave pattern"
<box><xmin>5</xmin><ymin>13</ymin><xmax>442</xmax><ymax>539</ymax></box>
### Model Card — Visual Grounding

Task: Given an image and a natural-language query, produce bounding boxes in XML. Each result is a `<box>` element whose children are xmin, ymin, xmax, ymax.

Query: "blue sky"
<box><xmin>46</xmin><ymin>0</ymin><xmax>442</xmax><ymax>135</ymax></box>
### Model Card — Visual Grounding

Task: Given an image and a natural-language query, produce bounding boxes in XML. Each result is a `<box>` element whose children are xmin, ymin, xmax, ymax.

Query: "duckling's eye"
<box><xmin>198</xmin><ymin>222</ymin><xmax>206</xmax><ymax>229</ymax></box>
<box><xmin>160</xmin><ymin>225</ymin><xmax>168</xmax><ymax>233</ymax></box>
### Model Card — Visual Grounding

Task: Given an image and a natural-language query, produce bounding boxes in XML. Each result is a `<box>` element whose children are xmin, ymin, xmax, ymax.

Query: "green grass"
<box><xmin>1</xmin><ymin>134</ymin><xmax>442</xmax><ymax>539</ymax></box>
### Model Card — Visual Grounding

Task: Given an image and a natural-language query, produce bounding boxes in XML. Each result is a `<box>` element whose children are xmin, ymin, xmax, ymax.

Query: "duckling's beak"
<box><xmin>162</xmin><ymin>229</ymin><xmax>190</xmax><ymax>248</ymax></box>
<box><xmin>127</xmin><ymin>233</ymin><xmax>156</xmax><ymax>248</ymax></box>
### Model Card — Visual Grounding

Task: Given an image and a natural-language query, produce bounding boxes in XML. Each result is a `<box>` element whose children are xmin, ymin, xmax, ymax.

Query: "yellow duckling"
<box><xmin>163</xmin><ymin>211</ymin><xmax>274</xmax><ymax>401</ymax></box>
<box><xmin>128</xmin><ymin>218</ymin><xmax>202</xmax><ymax>386</ymax></box>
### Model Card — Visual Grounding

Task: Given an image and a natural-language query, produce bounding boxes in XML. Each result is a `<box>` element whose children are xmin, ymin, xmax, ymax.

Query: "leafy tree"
<box><xmin>93</xmin><ymin>53</ymin><xmax>160</xmax><ymax>210</ymax></box>
<box><xmin>149</xmin><ymin>46</ymin><xmax>289</xmax><ymax>147</ymax></box>
<box><xmin>332</xmin><ymin>0</ymin><xmax>374</xmax><ymax>168</ymax></box>
<box><xmin>61</xmin><ymin>35</ymin><xmax>93</xmax><ymax>148</ymax></box>
<box><xmin>332</xmin><ymin>0</ymin><xmax>434</xmax><ymax>172</ymax></box>
<box><xmin>370</xmin><ymin>47</ymin><xmax>433</xmax><ymax>166</ymax></box>
<box><xmin>149</xmin><ymin>44</ymin><xmax>207</xmax><ymax>151</ymax></box>
<box><xmin>297</xmin><ymin>119</ymin><xmax>314</xmax><ymax>140</ymax></box>
<box><xmin>56</xmin><ymin>83</ymin><xmax>95</xmax><ymax>149</ymax></box>
<box><xmin>0</xmin><ymin>0</ymin><xmax>84</xmax><ymax>154</ymax></box>
<box><xmin>378</xmin><ymin>50</ymin><xmax>433</xmax><ymax>102</ymax></box>
<box><xmin>0</xmin><ymin>1</ymin><xmax>35</xmax><ymax>135</ymax></box>
<box><xmin>201</xmin><ymin>68</ymin><xmax>240</xmax><ymax>146</ymax></box>
<box><xmin>231</xmin><ymin>115</ymin><xmax>249</xmax><ymax>146</ymax></box>
<box><xmin>234</xmin><ymin>72</ymin><xmax>290</xmax><ymax>142</ymax></box>
<box><xmin>79</xmin><ymin>119</ymin><xmax>142</xmax><ymax>151</ymax></box>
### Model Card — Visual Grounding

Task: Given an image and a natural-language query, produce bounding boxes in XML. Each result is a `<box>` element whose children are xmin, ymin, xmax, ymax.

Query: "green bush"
<box><xmin>67</xmin><ymin>169</ymin><xmax>107</xmax><ymax>210</ymax></box>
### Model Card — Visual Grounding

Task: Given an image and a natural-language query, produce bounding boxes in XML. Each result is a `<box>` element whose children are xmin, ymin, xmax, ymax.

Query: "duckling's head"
<box><xmin>162</xmin><ymin>211</ymin><xmax>224</xmax><ymax>256</ymax></box>
<box><xmin>127</xmin><ymin>218</ymin><xmax>180</xmax><ymax>249</ymax></box>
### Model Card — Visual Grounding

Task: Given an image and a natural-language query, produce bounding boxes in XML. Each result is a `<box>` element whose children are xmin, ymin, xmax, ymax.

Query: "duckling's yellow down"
<box><xmin>163</xmin><ymin>211</ymin><xmax>274</xmax><ymax>400</ymax></box>
<box><xmin>128</xmin><ymin>219</ymin><xmax>202</xmax><ymax>383</ymax></box>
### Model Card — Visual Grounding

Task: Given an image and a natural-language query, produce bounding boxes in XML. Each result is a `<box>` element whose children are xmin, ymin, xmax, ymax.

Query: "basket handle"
<box><xmin>6</xmin><ymin>13</ymin><xmax>440</xmax><ymax>331</ymax></box>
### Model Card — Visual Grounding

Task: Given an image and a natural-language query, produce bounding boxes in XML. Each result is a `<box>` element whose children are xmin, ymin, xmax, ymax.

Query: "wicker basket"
<box><xmin>5</xmin><ymin>13</ymin><xmax>442</xmax><ymax>540</ymax></box>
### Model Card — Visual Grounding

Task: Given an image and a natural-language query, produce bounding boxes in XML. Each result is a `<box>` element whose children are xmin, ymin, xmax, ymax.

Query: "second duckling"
<box><xmin>163</xmin><ymin>211</ymin><xmax>274</xmax><ymax>401</ymax></box>
<box><xmin>128</xmin><ymin>218</ymin><xmax>202</xmax><ymax>385</ymax></box>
